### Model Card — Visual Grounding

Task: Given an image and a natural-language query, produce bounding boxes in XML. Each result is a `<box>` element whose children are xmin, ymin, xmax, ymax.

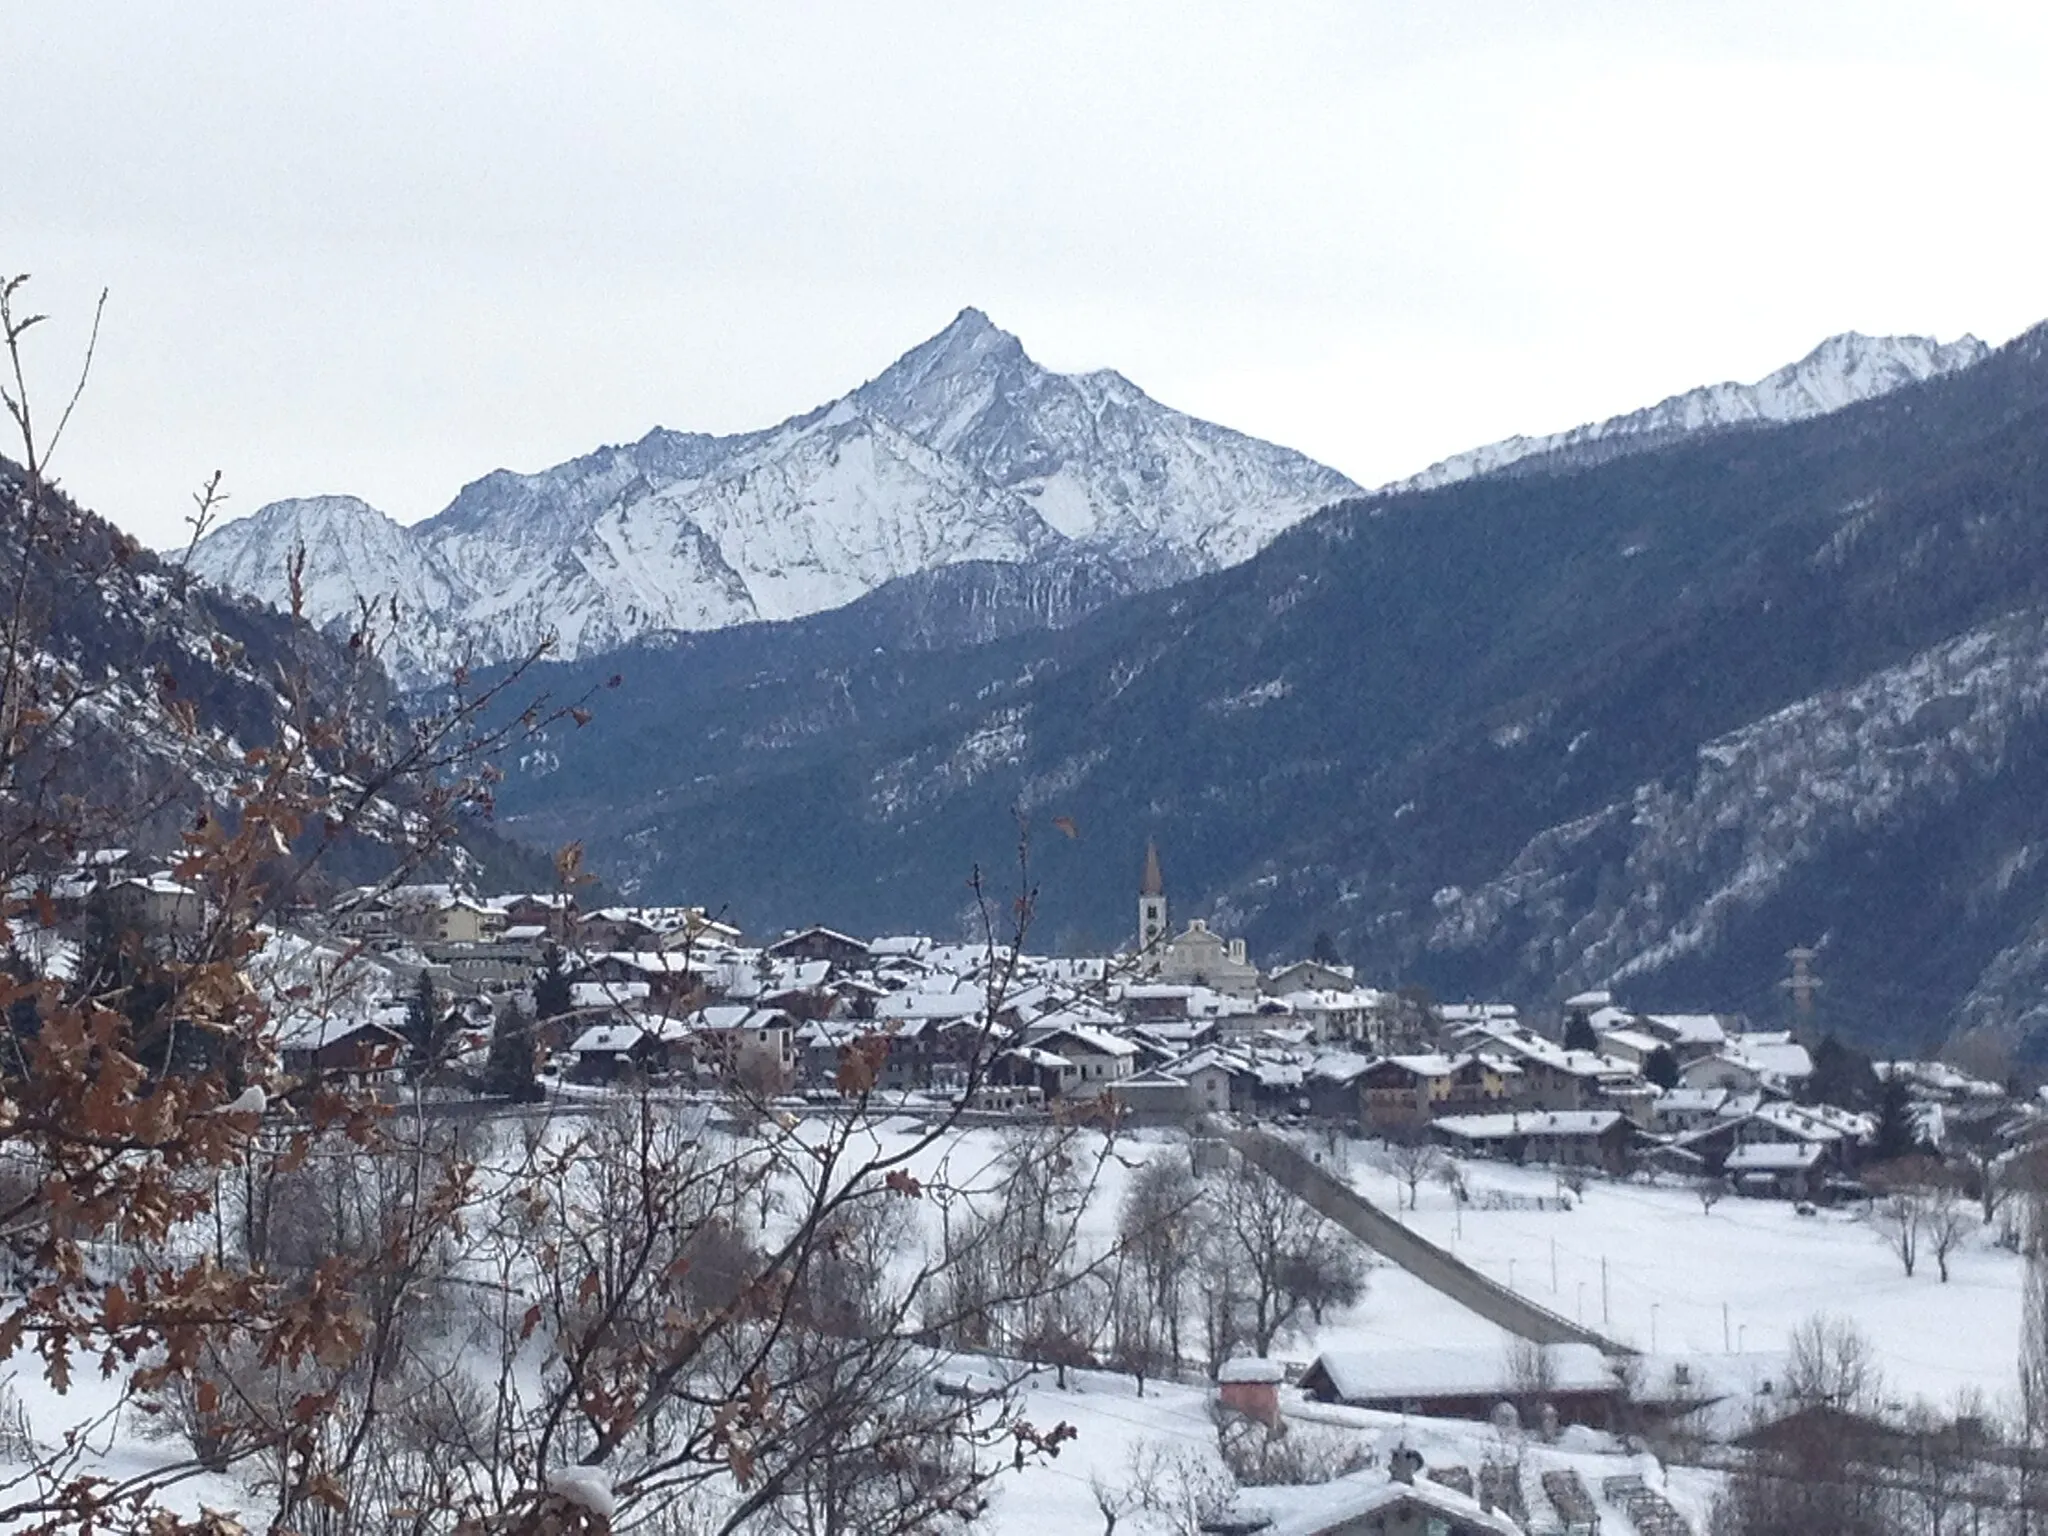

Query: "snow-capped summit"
<box><xmin>856</xmin><ymin>310</ymin><xmax>1359</xmax><ymax>573</ymax></box>
<box><xmin>1390</xmin><ymin>331</ymin><xmax>1991</xmax><ymax>493</ymax></box>
<box><xmin>188</xmin><ymin>313</ymin><xmax>1360</xmax><ymax>683</ymax></box>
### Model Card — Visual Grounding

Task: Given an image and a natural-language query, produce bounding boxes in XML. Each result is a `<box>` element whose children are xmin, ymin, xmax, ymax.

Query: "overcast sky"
<box><xmin>8</xmin><ymin>1</ymin><xmax>2048</xmax><ymax>547</ymax></box>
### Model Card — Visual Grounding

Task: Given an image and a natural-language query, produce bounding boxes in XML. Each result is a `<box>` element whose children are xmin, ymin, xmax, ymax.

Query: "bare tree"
<box><xmin>1117</xmin><ymin>1152</ymin><xmax>1203</xmax><ymax>1373</ymax></box>
<box><xmin>1387</xmin><ymin>1131</ymin><xmax>1444</xmax><ymax>1211</ymax></box>
<box><xmin>1785</xmin><ymin>1313</ymin><xmax>1884</xmax><ymax>1413</ymax></box>
<box><xmin>1925</xmin><ymin>1180</ymin><xmax>1972</xmax><ymax>1283</ymax></box>
<box><xmin>1202</xmin><ymin>1152</ymin><xmax>1362</xmax><ymax>1358</ymax></box>
<box><xmin>1870</xmin><ymin>1186</ymin><xmax>1927</xmax><ymax>1278</ymax></box>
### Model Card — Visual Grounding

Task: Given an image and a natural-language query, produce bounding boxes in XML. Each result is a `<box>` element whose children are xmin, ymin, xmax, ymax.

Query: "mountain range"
<box><xmin>465</xmin><ymin>319</ymin><xmax>2048</xmax><ymax>1057</ymax></box>
<box><xmin>186</xmin><ymin>309</ymin><xmax>1359</xmax><ymax>685</ymax></box>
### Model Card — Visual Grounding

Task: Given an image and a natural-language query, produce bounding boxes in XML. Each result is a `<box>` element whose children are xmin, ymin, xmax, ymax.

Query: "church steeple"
<box><xmin>1137</xmin><ymin>840</ymin><xmax>1168</xmax><ymax>956</ymax></box>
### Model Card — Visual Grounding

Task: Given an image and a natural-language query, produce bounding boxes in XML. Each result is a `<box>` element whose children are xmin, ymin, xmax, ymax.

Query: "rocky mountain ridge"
<box><xmin>187</xmin><ymin>310</ymin><xmax>1359</xmax><ymax>685</ymax></box>
<box><xmin>1390</xmin><ymin>330</ymin><xmax>1988</xmax><ymax>492</ymax></box>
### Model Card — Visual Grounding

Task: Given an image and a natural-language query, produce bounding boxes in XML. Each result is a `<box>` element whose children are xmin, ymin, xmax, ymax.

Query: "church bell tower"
<box><xmin>1138</xmin><ymin>840</ymin><xmax>1168</xmax><ymax>956</ymax></box>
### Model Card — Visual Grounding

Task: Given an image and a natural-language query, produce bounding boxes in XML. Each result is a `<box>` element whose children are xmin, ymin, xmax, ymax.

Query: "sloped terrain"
<box><xmin>0</xmin><ymin>462</ymin><xmax>555</xmax><ymax>893</ymax></box>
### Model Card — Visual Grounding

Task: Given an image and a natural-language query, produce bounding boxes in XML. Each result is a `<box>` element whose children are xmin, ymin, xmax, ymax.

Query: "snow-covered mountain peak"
<box><xmin>1390</xmin><ymin>330</ymin><xmax>1992</xmax><ymax>494</ymax></box>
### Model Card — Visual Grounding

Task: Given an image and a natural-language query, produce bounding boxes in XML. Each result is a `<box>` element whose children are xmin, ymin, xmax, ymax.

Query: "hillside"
<box><xmin>0</xmin><ymin>460</ymin><xmax>556</xmax><ymax>895</ymax></box>
<box><xmin>487</xmin><ymin>321</ymin><xmax>2048</xmax><ymax>1053</ymax></box>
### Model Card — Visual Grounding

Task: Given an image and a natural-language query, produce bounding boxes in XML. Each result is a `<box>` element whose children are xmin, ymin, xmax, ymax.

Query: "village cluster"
<box><xmin>42</xmin><ymin>842</ymin><xmax>2030</xmax><ymax>1214</ymax></box>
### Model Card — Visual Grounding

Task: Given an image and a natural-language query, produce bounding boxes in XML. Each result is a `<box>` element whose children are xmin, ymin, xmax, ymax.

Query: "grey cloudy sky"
<box><xmin>8</xmin><ymin>1</ymin><xmax>2047</xmax><ymax>547</ymax></box>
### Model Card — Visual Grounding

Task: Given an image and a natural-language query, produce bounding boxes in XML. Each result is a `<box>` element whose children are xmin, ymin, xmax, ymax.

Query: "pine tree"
<box><xmin>1563</xmin><ymin>1009</ymin><xmax>1598</xmax><ymax>1054</ymax></box>
<box><xmin>1643</xmin><ymin>1044</ymin><xmax>1680</xmax><ymax>1090</ymax></box>
<box><xmin>485</xmin><ymin>1000</ymin><xmax>542</xmax><ymax>1101</ymax></box>
<box><xmin>533</xmin><ymin>942</ymin><xmax>573</xmax><ymax>1021</ymax></box>
<box><xmin>403</xmin><ymin>968</ymin><xmax>452</xmax><ymax>1067</ymax></box>
<box><xmin>1872</xmin><ymin>1070</ymin><xmax>1920</xmax><ymax>1163</ymax></box>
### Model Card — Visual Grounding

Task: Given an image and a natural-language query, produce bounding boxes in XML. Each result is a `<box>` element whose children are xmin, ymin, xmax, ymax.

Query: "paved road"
<box><xmin>1231</xmin><ymin>1128</ymin><xmax>1632</xmax><ymax>1354</ymax></box>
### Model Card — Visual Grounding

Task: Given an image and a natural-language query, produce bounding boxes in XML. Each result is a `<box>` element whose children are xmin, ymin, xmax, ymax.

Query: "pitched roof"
<box><xmin>1304</xmin><ymin>1344</ymin><xmax>1616</xmax><ymax>1402</ymax></box>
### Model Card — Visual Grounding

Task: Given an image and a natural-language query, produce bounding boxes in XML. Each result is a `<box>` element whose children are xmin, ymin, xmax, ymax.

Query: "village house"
<box><xmin>1254</xmin><ymin>1463</ymin><xmax>1523</xmax><ymax>1536</ymax></box>
<box><xmin>1107</xmin><ymin>1066</ymin><xmax>1197</xmax><ymax>1122</ymax></box>
<box><xmin>686</xmin><ymin>1003</ymin><xmax>798</xmax><ymax>1089</ymax></box>
<box><xmin>1261</xmin><ymin>959</ymin><xmax>1358</xmax><ymax>997</ymax></box>
<box><xmin>277</xmin><ymin>1015</ymin><xmax>408</xmax><ymax>1080</ymax></box>
<box><xmin>1430</xmin><ymin>1109</ymin><xmax>1639</xmax><ymax>1173</ymax></box>
<box><xmin>765</xmin><ymin>926</ymin><xmax>873</xmax><ymax>971</ymax></box>
<box><xmin>1298</xmin><ymin>1344</ymin><xmax>1624</xmax><ymax>1428</ymax></box>
<box><xmin>565</xmin><ymin>1019</ymin><xmax>687</xmax><ymax>1084</ymax></box>
<box><xmin>1025</xmin><ymin>1024</ymin><xmax>1138</xmax><ymax>1096</ymax></box>
<box><xmin>106</xmin><ymin>875</ymin><xmax>209</xmax><ymax>937</ymax></box>
<box><xmin>1358</xmin><ymin>1054</ymin><xmax>1460</xmax><ymax>1132</ymax></box>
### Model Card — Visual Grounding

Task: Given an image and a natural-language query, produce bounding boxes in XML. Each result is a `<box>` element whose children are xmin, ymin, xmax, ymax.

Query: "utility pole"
<box><xmin>1601</xmin><ymin>1257</ymin><xmax>1609</xmax><ymax>1324</ymax></box>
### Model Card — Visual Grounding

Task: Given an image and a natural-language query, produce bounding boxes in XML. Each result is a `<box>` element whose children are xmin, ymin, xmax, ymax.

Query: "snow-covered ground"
<box><xmin>1323</xmin><ymin>1141</ymin><xmax>2023</xmax><ymax>1411</ymax></box>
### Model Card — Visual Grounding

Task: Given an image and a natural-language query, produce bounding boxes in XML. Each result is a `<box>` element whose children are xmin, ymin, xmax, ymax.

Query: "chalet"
<box><xmin>1107</xmin><ymin>1067</ymin><xmax>1194</xmax><ymax>1121</ymax></box>
<box><xmin>106</xmin><ymin>876</ymin><xmax>208</xmax><ymax>937</ymax></box>
<box><xmin>1649</xmin><ymin>1085</ymin><xmax>1733</xmax><ymax>1135</ymax></box>
<box><xmin>1636</xmin><ymin>1012</ymin><xmax>1733</xmax><ymax>1062</ymax></box>
<box><xmin>765</xmin><ymin>926</ymin><xmax>872</xmax><ymax>970</ymax></box>
<box><xmin>1255</xmin><ymin>1466</ymin><xmax>1522</xmax><ymax>1536</ymax></box>
<box><xmin>581</xmin><ymin>950</ymin><xmax>705</xmax><ymax>1005</ymax></box>
<box><xmin>1449</xmin><ymin>1020</ymin><xmax>1623</xmax><ymax>1111</ymax></box>
<box><xmin>565</xmin><ymin>1021</ymin><xmax>678</xmax><ymax>1084</ymax></box>
<box><xmin>854</xmin><ymin>1015</ymin><xmax>990</xmax><ymax>1094</ymax></box>
<box><xmin>1027</xmin><ymin>1025</ymin><xmax>1137</xmax><ymax>1095</ymax></box>
<box><xmin>487</xmin><ymin>893</ymin><xmax>578</xmax><ymax>937</ymax></box>
<box><xmin>1724</xmin><ymin>1140</ymin><xmax>1828</xmax><ymax>1199</ymax></box>
<box><xmin>418</xmin><ymin>896</ymin><xmax>505</xmax><ymax>946</ymax></box>
<box><xmin>1120</xmin><ymin>983</ymin><xmax>1198</xmax><ymax>1023</ymax></box>
<box><xmin>277</xmin><ymin>1016</ymin><xmax>407</xmax><ymax>1079</ymax></box>
<box><xmin>1679</xmin><ymin>1052</ymin><xmax>1770</xmax><ymax>1094</ymax></box>
<box><xmin>1297</xmin><ymin>1344</ymin><xmax>1624</xmax><ymax>1428</ymax></box>
<box><xmin>1177</xmin><ymin>1046</ymin><xmax>1256</xmax><ymax>1116</ymax></box>
<box><xmin>1673</xmin><ymin>1098</ymin><xmax>1869</xmax><ymax>1188</ymax></box>
<box><xmin>1358</xmin><ymin>1054</ymin><xmax>1458</xmax><ymax>1132</ymax></box>
<box><xmin>1261</xmin><ymin>959</ymin><xmax>1358</xmax><ymax>997</ymax></box>
<box><xmin>1275</xmin><ymin>989</ymin><xmax>1380</xmax><ymax>1046</ymax></box>
<box><xmin>990</xmin><ymin>1044</ymin><xmax>1076</xmax><ymax>1100</ymax></box>
<box><xmin>1430</xmin><ymin>1110</ymin><xmax>1638</xmax><ymax>1173</ymax></box>
<box><xmin>1306</xmin><ymin>1051</ymin><xmax>1375</xmax><ymax>1121</ymax></box>
<box><xmin>686</xmin><ymin>1004</ymin><xmax>797</xmax><ymax>1089</ymax></box>
<box><xmin>576</xmin><ymin>909</ymin><xmax>663</xmax><ymax>952</ymax></box>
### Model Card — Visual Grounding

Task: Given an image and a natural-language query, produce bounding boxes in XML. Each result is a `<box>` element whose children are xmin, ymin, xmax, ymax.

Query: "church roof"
<box><xmin>1140</xmin><ymin>840</ymin><xmax>1164</xmax><ymax>897</ymax></box>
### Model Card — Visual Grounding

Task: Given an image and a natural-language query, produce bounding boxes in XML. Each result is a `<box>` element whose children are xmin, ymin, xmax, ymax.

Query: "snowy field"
<box><xmin>2</xmin><ymin>1110</ymin><xmax>2019</xmax><ymax>1530</ymax></box>
<box><xmin>1319</xmin><ymin>1137</ymin><xmax>2024</xmax><ymax>1411</ymax></box>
